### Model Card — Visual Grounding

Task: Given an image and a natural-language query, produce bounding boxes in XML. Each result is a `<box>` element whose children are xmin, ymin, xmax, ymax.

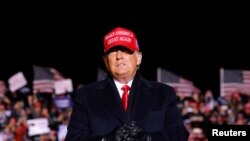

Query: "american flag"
<box><xmin>220</xmin><ymin>68</ymin><xmax>250</xmax><ymax>96</ymax></box>
<box><xmin>157</xmin><ymin>67</ymin><xmax>200</xmax><ymax>97</ymax></box>
<box><xmin>33</xmin><ymin>65</ymin><xmax>54</xmax><ymax>94</ymax></box>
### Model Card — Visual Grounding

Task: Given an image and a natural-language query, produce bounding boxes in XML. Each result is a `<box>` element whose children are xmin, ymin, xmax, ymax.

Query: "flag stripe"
<box><xmin>221</xmin><ymin>69</ymin><xmax>250</xmax><ymax>96</ymax></box>
<box><xmin>33</xmin><ymin>65</ymin><xmax>54</xmax><ymax>94</ymax></box>
<box><xmin>157</xmin><ymin>67</ymin><xmax>200</xmax><ymax>97</ymax></box>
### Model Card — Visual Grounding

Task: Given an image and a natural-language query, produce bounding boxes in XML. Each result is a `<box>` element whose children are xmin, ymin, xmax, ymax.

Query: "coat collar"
<box><xmin>97</xmin><ymin>72</ymin><xmax>153</xmax><ymax>122</ymax></box>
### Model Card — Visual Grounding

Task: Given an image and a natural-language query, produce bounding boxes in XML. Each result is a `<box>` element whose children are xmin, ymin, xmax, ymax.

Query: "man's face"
<box><xmin>104</xmin><ymin>46</ymin><xmax>142</xmax><ymax>80</ymax></box>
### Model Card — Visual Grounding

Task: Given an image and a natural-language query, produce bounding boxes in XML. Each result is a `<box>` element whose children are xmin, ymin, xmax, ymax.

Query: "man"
<box><xmin>66</xmin><ymin>27</ymin><xmax>189</xmax><ymax>141</ymax></box>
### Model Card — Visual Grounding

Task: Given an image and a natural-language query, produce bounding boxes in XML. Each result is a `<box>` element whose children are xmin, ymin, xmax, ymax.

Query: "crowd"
<box><xmin>0</xmin><ymin>80</ymin><xmax>72</xmax><ymax>141</ymax></box>
<box><xmin>180</xmin><ymin>90</ymin><xmax>250</xmax><ymax>141</ymax></box>
<box><xmin>1</xmin><ymin>76</ymin><xmax>250</xmax><ymax>141</ymax></box>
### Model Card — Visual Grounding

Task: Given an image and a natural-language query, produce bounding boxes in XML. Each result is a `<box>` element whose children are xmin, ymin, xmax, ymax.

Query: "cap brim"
<box><xmin>104</xmin><ymin>45</ymin><xmax>137</xmax><ymax>54</ymax></box>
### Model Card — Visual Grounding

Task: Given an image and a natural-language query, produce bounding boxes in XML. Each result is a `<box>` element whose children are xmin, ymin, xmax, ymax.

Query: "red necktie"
<box><xmin>121</xmin><ymin>85</ymin><xmax>130</xmax><ymax>112</ymax></box>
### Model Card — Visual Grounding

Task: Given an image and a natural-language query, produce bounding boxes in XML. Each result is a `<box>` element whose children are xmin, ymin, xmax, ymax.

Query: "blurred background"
<box><xmin>0</xmin><ymin>13</ymin><xmax>249</xmax><ymax>140</ymax></box>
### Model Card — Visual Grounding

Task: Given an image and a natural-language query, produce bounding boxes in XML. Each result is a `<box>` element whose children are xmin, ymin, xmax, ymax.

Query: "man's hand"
<box><xmin>104</xmin><ymin>121</ymin><xmax>150</xmax><ymax>141</ymax></box>
<box><xmin>123</xmin><ymin>121</ymin><xmax>145</xmax><ymax>140</ymax></box>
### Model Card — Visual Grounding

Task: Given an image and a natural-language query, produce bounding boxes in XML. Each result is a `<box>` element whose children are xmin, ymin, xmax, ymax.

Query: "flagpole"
<box><xmin>157</xmin><ymin>67</ymin><xmax>161</xmax><ymax>82</ymax></box>
<box><xmin>220</xmin><ymin>68</ymin><xmax>224</xmax><ymax>97</ymax></box>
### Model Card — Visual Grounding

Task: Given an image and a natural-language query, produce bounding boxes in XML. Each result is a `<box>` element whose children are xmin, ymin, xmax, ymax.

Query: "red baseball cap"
<box><xmin>103</xmin><ymin>27</ymin><xmax>139</xmax><ymax>53</ymax></box>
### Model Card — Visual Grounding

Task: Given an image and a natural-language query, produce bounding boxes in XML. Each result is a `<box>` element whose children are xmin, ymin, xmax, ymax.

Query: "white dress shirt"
<box><xmin>113</xmin><ymin>79</ymin><xmax>133</xmax><ymax>98</ymax></box>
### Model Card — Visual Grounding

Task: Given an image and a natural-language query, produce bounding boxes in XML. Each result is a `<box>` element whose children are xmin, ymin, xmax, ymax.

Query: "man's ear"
<box><xmin>103</xmin><ymin>56</ymin><xmax>110</xmax><ymax>72</ymax></box>
<box><xmin>136</xmin><ymin>52</ymin><xmax>142</xmax><ymax>65</ymax></box>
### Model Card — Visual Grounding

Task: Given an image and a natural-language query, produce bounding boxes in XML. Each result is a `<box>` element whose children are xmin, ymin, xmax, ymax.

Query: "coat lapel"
<box><xmin>97</xmin><ymin>78</ymin><xmax>125</xmax><ymax>122</ymax></box>
<box><xmin>96</xmin><ymin>72</ymin><xmax>153</xmax><ymax>122</ymax></box>
<box><xmin>127</xmin><ymin>73</ymin><xmax>153</xmax><ymax>121</ymax></box>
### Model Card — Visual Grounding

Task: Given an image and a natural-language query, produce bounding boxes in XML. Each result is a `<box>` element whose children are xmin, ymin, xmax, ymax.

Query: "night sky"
<box><xmin>1</xmin><ymin>14</ymin><xmax>249</xmax><ymax>97</ymax></box>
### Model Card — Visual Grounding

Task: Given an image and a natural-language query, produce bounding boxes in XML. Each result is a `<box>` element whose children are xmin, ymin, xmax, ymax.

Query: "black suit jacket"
<box><xmin>65</xmin><ymin>72</ymin><xmax>189</xmax><ymax>141</ymax></box>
